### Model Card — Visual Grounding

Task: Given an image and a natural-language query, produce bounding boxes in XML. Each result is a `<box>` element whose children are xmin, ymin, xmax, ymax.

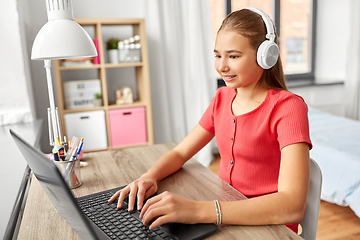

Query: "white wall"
<box><xmin>314</xmin><ymin>0</ymin><xmax>350</xmax><ymax>83</ymax></box>
<box><xmin>0</xmin><ymin>0</ymin><xmax>34</xmax><ymax>125</ymax></box>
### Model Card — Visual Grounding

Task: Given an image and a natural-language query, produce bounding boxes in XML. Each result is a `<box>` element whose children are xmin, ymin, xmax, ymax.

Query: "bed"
<box><xmin>308</xmin><ymin>107</ymin><xmax>360</xmax><ymax>218</ymax></box>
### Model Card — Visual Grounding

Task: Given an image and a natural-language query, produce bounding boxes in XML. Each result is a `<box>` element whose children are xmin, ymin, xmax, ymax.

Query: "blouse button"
<box><xmin>230</xmin><ymin>160</ymin><xmax>233</xmax><ymax>164</ymax></box>
<box><xmin>233</xmin><ymin>119</ymin><xmax>235</xmax><ymax>123</ymax></box>
<box><xmin>230</xmin><ymin>138</ymin><xmax>233</xmax><ymax>142</ymax></box>
<box><xmin>228</xmin><ymin>182</ymin><xmax>232</xmax><ymax>186</ymax></box>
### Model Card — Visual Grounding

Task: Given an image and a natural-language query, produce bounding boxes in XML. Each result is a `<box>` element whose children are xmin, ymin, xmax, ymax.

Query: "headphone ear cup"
<box><xmin>256</xmin><ymin>40</ymin><xmax>279</xmax><ymax>69</ymax></box>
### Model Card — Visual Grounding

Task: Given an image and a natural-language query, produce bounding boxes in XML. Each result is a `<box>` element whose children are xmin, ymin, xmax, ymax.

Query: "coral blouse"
<box><xmin>199</xmin><ymin>87</ymin><xmax>312</xmax><ymax>232</ymax></box>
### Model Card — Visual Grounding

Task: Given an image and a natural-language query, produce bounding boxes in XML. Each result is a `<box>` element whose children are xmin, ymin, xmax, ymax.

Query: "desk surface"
<box><xmin>17</xmin><ymin>143</ymin><xmax>301</xmax><ymax>239</ymax></box>
<box><xmin>0</xmin><ymin>120</ymin><xmax>43</xmax><ymax>239</ymax></box>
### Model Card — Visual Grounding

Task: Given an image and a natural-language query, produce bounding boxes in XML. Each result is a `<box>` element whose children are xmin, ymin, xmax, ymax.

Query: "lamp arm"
<box><xmin>44</xmin><ymin>60</ymin><xmax>61</xmax><ymax>145</ymax></box>
<box><xmin>47</xmin><ymin>108</ymin><xmax>54</xmax><ymax>146</ymax></box>
<box><xmin>55</xmin><ymin>107</ymin><xmax>63</xmax><ymax>143</ymax></box>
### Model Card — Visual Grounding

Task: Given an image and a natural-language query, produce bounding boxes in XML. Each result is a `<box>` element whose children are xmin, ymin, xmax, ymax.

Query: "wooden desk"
<box><xmin>17</xmin><ymin>143</ymin><xmax>302</xmax><ymax>239</ymax></box>
<box><xmin>0</xmin><ymin>119</ymin><xmax>43</xmax><ymax>239</ymax></box>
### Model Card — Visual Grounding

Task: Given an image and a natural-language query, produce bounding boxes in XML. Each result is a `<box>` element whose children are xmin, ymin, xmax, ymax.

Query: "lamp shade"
<box><xmin>31</xmin><ymin>19</ymin><xmax>97</xmax><ymax>60</ymax></box>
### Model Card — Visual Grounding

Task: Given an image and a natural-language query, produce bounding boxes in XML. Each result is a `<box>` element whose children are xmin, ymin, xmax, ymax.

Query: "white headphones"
<box><xmin>245</xmin><ymin>7</ymin><xmax>279</xmax><ymax>69</ymax></box>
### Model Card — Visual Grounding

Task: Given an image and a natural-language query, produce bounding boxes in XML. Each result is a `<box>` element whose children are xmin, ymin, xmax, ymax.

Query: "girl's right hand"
<box><xmin>108</xmin><ymin>174</ymin><xmax>158</xmax><ymax>212</ymax></box>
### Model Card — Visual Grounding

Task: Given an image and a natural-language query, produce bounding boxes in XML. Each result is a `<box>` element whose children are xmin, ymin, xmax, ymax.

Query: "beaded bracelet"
<box><xmin>214</xmin><ymin>200</ymin><xmax>222</xmax><ymax>225</ymax></box>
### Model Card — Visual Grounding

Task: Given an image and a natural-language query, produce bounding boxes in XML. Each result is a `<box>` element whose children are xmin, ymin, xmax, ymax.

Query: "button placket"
<box><xmin>228</xmin><ymin>117</ymin><xmax>236</xmax><ymax>187</ymax></box>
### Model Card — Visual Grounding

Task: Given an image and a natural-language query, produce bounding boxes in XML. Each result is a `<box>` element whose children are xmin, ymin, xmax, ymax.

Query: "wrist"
<box><xmin>195</xmin><ymin>201</ymin><xmax>218</xmax><ymax>224</ymax></box>
<box><xmin>141</xmin><ymin>171</ymin><xmax>158</xmax><ymax>182</ymax></box>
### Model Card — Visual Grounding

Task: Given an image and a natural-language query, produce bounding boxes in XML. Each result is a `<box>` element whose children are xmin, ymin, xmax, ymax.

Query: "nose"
<box><xmin>217</xmin><ymin>58</ymin><xmax>229</xmax><ymax>73</ymax></box>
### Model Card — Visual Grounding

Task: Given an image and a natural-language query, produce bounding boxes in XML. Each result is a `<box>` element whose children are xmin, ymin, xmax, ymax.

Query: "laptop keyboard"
<box><xmin>78</xmin><ymin>191</ymin><xmax>172</xmax><ymax>240</ymax></box>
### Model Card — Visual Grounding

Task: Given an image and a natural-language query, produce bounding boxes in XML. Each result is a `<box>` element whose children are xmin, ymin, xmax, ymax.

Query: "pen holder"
<box><xmin>54</xmin><ymin>158</ymin><xmax>82</xmax><ymax>189</ymax></box>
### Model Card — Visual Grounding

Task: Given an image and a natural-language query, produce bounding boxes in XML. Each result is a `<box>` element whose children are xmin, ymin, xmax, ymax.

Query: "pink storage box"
<box><xmin>108</xmin><ymin>107</ymin><xmax>147</xmax><ymax>147</ymax></box>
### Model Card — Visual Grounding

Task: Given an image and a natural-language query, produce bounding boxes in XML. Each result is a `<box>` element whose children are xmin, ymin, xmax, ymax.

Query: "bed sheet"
<box><xmin>309</xmin><ymin>107</ymin><xmax>360</xmax><ymax>218</ymax></box>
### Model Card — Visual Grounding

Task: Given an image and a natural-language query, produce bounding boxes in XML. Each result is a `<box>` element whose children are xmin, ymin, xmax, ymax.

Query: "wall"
<box><xmin>315</xmin><ymin>0</ymin><xmax>350</xmax><ymax>83</ymax></box>
<box><xmin>0</xmin><ymin>0</ymin><xmax>34</xmax><ymax>126</ymax></box>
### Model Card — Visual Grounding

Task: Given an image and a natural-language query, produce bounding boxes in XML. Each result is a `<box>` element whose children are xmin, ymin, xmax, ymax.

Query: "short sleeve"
<box><xmin>199</xmin><ymin>92</ymin><xmax>217</xmax><ymax>133</ymax></box>
<box><xmin>273</xmin><ymin>95</ymin><xmax>313</xmax><ymax>150</ymax></box>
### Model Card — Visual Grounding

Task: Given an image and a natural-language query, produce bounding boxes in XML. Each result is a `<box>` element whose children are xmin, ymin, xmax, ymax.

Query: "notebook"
<box><xmin>10</xmin><ymin>129</ymin><xmax>219</xmax><ymax>240</ymax></box>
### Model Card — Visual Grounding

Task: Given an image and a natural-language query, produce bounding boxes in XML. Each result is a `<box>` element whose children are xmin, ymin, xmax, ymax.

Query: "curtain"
<box><xmin>345</xmin><ymin>0</ymin><xmax>360</xmax><ymax>120</ymax></box>
<box><xmin>0</xmin><ymin>0</ymin><xmax>34</xmax><ymax>126</ymax></box>
<box><xmin>144</xmin><ymin>0</ymin><xmax>217</xmax><ymax>166</ymax></box>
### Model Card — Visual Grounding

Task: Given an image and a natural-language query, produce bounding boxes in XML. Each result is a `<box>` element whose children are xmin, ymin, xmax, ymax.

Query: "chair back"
<box><xmin>300</xmin><ymin>158</ymin><xmax>322</xmax><ymax>240</ymax></box>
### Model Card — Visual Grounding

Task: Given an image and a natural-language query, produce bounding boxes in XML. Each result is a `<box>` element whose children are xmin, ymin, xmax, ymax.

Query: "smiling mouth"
<box><xmin>222</xmin><ymin>75</ymin><xmax>237</xmax><ymax>81</ymax></box>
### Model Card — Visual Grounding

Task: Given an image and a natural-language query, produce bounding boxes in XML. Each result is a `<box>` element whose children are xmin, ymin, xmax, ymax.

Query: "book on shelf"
<box><xmin>93</xmin><ymin>38</ymin><xmax>100</xmax><ymax>64</ymax></box>
<box><xmin>61</xmin><ymin>57</ymin><xmax>94</xmax><ymax>67</ymax></box>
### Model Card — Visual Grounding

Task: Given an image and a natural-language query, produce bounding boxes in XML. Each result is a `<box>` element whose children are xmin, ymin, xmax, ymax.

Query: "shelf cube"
<box><xmin>108</xmin><ymin>107</ymin><xmax>147</xmax><ymax>147</ymax></box>
<box><xmin>64</xmin><ymin>110</ymin><xmax>108</xmax><ymax>151</ymax></box>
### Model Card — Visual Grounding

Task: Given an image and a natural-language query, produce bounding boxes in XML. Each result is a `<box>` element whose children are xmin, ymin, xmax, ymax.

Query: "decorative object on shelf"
<box><xmin>31</xmin><ymin>0</ymin><xmax>97</xmax><ymax>147</ymax></box>
<box><xmin>106</xmin><ymin>38</ymin><xmax>120</xmax><ymax>64</ymax></box>
<box><xmin>118</xmin><ymin>35</ymin><xmax>141</xmax><ymax>63</ymax></box>
<box><xmin>93</xmin><ymin>93</ymin><xmax>102</xmax><ymax>107</ymax></box>
<box><xmin>116</xmin><ymin>86</ymin><xmax>134</xmax><ymax>105</ymax></box>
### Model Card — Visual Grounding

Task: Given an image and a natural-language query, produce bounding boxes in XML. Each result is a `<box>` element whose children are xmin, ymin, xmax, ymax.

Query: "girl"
<box><xmin>109</xmin><ymin>8</ymin><xmax>312</xmax><ymax>233</ymax></box>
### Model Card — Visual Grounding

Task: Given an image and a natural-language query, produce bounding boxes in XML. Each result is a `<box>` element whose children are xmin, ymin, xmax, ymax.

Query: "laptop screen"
<box><xmin>10</xmin><ymin>129</ymin><xmax>102</xmax><ymax>240</ymax></box>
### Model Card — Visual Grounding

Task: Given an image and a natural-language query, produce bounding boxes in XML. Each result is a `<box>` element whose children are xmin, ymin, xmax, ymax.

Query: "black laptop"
<box><xmin>10</xmin><ymin>129</ymin><xmax>218</xmax><ymax>240</ymax></box>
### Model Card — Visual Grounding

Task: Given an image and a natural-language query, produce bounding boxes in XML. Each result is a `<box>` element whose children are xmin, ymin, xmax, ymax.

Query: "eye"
<box><xmin>214</xmin><ymin>54</ymin><xmax>221</xmax><ymax>59</ymax></box>
<box><xmin>229</xmin><ymin>55</ymin><xmax>239</xmax><ymax>59</ymax></box>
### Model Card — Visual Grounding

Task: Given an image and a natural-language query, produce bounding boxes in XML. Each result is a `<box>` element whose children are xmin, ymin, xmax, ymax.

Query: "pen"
<box><xmin>76</xmin><ymin>141</ymin><xmax>83</xmax><ymax>159</ymax></box>
<box><xmin>68</xmin><ymin>146</ymin><xmax>78</xmax><ymax>162</ymax></box>
<box><xmin>56</xmin><ymin>137</ymin><xmax>61</xmax><ymax>146</ymax></box>
<box><xmin>78</xmin><ymin>138</ymin><xmax>84</xmax><ymax>148</ymax></box>
<box><xmin>63</xmin><ymin>136</ymin><xmax>68</xmax><ymax>153</ymax></box>
<box><xmin>64</xmin><ymin>136</ymin><xmax>79</xmax><ymax>161</ymax></box>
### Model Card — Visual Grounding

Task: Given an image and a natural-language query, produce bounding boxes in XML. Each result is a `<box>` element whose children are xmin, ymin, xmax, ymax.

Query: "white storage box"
<box><xmin>64</xmin><ymin>79</ymin><xmax>101</xmax><ymax>109</ymax></box>
<box><xmin>64</xmin><ymin>110</ymin><xmax>108</xmax><ymax>151</ymax></box>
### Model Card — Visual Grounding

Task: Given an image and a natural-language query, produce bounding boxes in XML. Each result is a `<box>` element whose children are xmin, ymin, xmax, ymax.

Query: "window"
<box><xmin>209</xmin><ymin>0</ymin><xmax>316</xmax><ymax>84</ymax></box>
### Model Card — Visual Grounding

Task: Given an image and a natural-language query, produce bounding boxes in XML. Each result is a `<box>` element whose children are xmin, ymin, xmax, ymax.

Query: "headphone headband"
<box><xmin>245</xmin><ymin>7</ymin><xmax>275</xmax><ymax>42</ymax></box>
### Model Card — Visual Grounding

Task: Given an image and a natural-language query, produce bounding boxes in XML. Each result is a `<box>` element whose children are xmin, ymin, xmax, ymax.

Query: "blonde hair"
<box><xmin>218</xmin><ymin>9</ymin><xmax>287</xmax><ymax>91</ymax></box>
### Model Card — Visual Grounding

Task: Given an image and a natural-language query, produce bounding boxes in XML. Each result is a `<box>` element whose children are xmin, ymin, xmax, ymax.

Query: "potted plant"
<box><xmin>93</xmin><ymin>93</ymin><xmax>102</xmax><ymax>107</ymax></box>
<box><xmin>106</xmin><ymin>38</ymin><xmax>120</xmax><ymax>64</ymax></box>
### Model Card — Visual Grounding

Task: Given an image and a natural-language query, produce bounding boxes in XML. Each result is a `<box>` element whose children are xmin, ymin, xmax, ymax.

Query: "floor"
<box><xmin>208</xmin><ymin>155</ymin><xmax>360</xmax><ymax>239</ymax></box>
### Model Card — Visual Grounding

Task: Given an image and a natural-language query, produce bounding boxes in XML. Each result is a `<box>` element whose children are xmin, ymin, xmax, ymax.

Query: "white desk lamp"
<box><xmin>31</xmin><ymin>0</ymin><xmax>97</xmax><ymax>146</ymax></box>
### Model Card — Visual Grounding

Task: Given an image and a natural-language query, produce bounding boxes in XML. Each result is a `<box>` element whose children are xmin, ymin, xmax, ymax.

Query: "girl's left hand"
<box><xmin>140</xmin><ymin>191</ymin><xmax>199</xmax><ymax>229</ymax></box>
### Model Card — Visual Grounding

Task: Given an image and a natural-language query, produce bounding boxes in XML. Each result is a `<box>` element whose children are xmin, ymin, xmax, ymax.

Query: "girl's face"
<box><xmin>214</xmin><ymin>30</ymin><xmax>264</xmax><ymax>90</ymax></box>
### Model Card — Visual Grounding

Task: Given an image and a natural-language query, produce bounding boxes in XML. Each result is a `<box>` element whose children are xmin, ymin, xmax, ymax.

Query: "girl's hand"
<box><xmin>108</xmin><ymin>174</ymin><xmax>158</xmax><ymax>211</ymax></box>
<box><xmin>140</xmin><ymin>191</ymin><xmax>200</xmax><ymax>229</ymax></box>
